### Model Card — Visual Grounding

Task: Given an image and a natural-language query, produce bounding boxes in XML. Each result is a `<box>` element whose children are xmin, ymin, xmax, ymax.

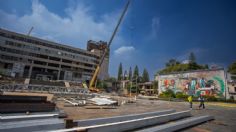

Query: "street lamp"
<box><xmin>130</xmin><ymin>81</ymin><xmax>132</xmax><ymax>97</ymax></box>
<box><xmin>136</xmin><ymin>76</ymin><xmax>138</xmax><ymax>96</ymax></box>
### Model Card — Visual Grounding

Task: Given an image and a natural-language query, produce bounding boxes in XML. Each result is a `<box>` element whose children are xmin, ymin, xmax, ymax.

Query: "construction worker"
<box><xmin>188</xmin><ymin>95</ymin><xmax>193</xmax><ymax>110</ymax></box>
<box><xmin>198</xmin><ymin>95</ymin><xmax>205</xmax><ymax>109</ymax></box>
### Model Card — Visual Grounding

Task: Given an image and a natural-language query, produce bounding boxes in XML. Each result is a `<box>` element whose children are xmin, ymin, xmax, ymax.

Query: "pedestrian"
<box><xmin>198</xmin><ymin>95</ymin><xmax>205</xmax><ymax>109</ymax></box>
<box><xmin>188</xmin><ymin>95</ymin><xmax>193</xmax><ymax>110</ymax></box>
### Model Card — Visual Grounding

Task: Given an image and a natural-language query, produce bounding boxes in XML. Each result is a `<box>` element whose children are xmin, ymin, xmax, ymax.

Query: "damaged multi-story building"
<box><xmin>0</xmin><ymin>28</ymin><xmax>109</xmax><ymax>82</ymax></box>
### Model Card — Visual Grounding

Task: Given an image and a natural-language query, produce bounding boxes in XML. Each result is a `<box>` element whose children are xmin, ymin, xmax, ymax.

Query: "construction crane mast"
<box><xmin>88</xmin><ymin>0</ymin><xmax>131</xmax><ymax>90</ymax></box>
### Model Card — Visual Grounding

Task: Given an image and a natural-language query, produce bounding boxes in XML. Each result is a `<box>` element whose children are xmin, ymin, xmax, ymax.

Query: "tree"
<box><xmin>124</xmin><ymin>70</ymin><xmax>128</xmax><ymax>80</ymax></box>
<box><xmin>105</xmin><ymin>77</ymin><xmax>117</xmax><ymax>82</ymax></box>
<box><xmin>228</xmin><ymin>62</ymin><xmax>236</xmax><ymax>74</ymax></box>
<box><xmin>133</xmin><ymin>65</ymin><xmax>139</xmax><ymax>80</ymax></box>
<box><xmin>204</xmin><ymin>64</ymin><xmax>209</xmax><ymax>69</ymax></box>
<box><xmin>128</xmin><ymin>67</ymin><xmax>132</xmax><ymax>80</ymax></box>
<box><xmin>117</xmin><ymin>62</ymin><xmax>123</xmax><ymax>80</ymax></box>
<box><xmin>189</xmin><ymin>52</ymin><xmax>196</xmax><ymax>63</ymax></box>
<box><xmin>142</xmin><ymin>68</ymin><xmax>150</xmax><ymax>82</ymax></box>
<box><xmin>165</xmin><ymin>59</ymin><xmax>180</xmax><ymax>67</ymax></box>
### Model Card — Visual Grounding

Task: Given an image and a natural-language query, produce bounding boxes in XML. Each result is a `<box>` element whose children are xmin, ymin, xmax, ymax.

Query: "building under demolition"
<box><xmin>155</xmin><ymin>68</ymin><xmax>229</xmax><ymax>99</ymax></box>
<box><xmin>0</xmin><ymin>28</ymin><xmax>109</xmax><ymax>82</ymax></box>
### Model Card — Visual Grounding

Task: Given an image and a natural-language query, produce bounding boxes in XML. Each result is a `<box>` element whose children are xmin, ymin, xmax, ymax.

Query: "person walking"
<box><xmin>198</xmin><ymin>95</ymin><xmax>205</xmax><ymax>109</ymax></box>
<box><xmin>188</xmin><ymin>95</ymin><xmax>193</xmax><ymax>110</ymax></box>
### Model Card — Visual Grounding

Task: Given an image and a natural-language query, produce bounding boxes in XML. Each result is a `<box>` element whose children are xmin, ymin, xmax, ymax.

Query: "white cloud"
<box><xmin>0</xmin><ymin>0</ymin><xmax>125</xmax><ymax>49</ymax></box>
<box><xmin>114</xmin><ymin>46</ymin><xmax>135</xmax><ymax>55</ymax></box>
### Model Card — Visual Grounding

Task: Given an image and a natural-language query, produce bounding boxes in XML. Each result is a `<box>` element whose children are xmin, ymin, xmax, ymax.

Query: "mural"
<box><xmin>157</xmin><ymin>69</ymin><xmax>226</xmax><ymax>98</ymax></box>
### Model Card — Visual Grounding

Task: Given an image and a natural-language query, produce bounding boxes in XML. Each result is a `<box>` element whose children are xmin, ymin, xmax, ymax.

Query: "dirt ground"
<box><xmin>56</xmin><ymin>97</ymin><xmax>236</xmax><ymax>132</ymax></box>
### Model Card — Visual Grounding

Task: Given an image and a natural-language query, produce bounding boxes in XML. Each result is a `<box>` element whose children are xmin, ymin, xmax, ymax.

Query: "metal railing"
<box><xmin>0</xmin><ymin>84</ymin><xmax>91</xmax><ymax>95</ymax></box>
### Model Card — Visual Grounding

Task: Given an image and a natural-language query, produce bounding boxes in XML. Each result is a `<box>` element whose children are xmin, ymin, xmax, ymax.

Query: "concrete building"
<box><xmin>227</xmin><ymin>73</ymin><xmax>236</xmax><ymax>100</ymax></box>
<box><xmin>155</xmin><ymin>68</ymin><xmax>229</xmax><ymax>99</ymax></box>
<box><xmin>87</xmin><ymin>40</ymin><xmax>109</xmax><ymax>80</ymax></box>
<box><xmin>0</xmin><ymin>28</ymin><xmax>109</xmax><ymax>82</ymax></box>
<box><xmin>139</xmin><ymin>82</ymin><xmax>156</xmax><ymax>96</ymax></box>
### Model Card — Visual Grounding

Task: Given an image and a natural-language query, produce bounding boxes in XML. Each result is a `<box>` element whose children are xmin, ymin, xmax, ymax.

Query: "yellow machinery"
<box><xmin>87</xmin><ymin>0</ymin><xmax>131</xmax><ymax>92</ymax></box>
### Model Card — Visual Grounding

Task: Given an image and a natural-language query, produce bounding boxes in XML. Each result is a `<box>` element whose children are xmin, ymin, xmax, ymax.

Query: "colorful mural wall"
<box><xmin>157</xmin><ymin>69</ymin><xmax>227</xmax><ymax>98</ymax></box>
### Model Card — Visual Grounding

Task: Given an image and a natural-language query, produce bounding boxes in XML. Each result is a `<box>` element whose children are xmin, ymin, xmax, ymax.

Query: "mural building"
<box><xmin>155</xmin><ymin>68</ymin><xmax>229</xmax><ymax>99</ymax></box>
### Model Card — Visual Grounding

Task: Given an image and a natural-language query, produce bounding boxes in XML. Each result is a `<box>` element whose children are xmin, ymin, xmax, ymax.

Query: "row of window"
<box><xmin>5</xmin><ymin>40</ymin><xmax>98</xmax><ymax>64</ymax></box>
<box><xmin>0</xmin><ymin>53</ymin><xmax>93</xmax><ymax>74</ymax></box>
<box><xmin>0</xmin><ymin>46</ymin><xmax>95</xmax><ymax>71</ymax></box>
<box><xmin>3</xmin><ymin>41</ymin><xmax>97</xmax><ymax>67</ymax></box>
<box><xmin>0</xmin><ymin>31</ymin><xmax>99</xmax><ymax>58</ymax></box>
<box><xmin>0</xmin><ymin>54</ymin><xmax>19</xmax><ymax>61</ymax></box>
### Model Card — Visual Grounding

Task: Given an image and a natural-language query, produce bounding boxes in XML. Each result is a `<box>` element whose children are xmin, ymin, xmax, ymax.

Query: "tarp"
<box><xmin>89</xmin><ymin>97</ymin><xmax>117</xmax><ymax>105</ymax></box>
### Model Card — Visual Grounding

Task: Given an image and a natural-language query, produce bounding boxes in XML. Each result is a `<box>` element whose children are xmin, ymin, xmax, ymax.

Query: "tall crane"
<box><xmin>27</xmin><ymin>26</ymin><xmax>34</xmax><ymax>36</ymax></box>
<box><xmin>88</xmin><ymin>0</ymin><xmax>131</xmax><ymax>91</ymax></box>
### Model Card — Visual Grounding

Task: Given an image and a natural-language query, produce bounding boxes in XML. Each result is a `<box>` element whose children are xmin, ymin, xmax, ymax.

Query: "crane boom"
<box><xmin>27</xmin><ymin>26</ymin><xmax>34</xmax><ymax>36</ymax></box>
<box><xmin>89</xmin><ymin>0</ymin><xmax>131</xmax><ymax>88</ymax></box>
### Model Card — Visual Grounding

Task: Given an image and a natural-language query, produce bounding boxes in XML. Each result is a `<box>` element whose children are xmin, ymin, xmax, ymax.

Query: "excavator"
<box><xmin>83</xmin><ymin>0</ymin><xmax>131</xmax><ymax>92</ymax></box>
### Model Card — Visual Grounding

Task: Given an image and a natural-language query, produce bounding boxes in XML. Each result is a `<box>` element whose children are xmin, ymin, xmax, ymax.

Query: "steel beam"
<box><xmin>136</xmin><ymin>115</ymin><xmax>214</xmax><ymax>132</ymax></box>
<box><xmin>50</xmin><ymin>110</ymin><xmax>191</xmax><ymax>132</ymax></box>
<box><xmin>75</xmin><ymin>109</ymin><xmax>176</xmax><ymax>127</ymax></box>
<box><xmin>0</xmin><ymin>118</ymin><xmax>64</xmax><ymax>132</ymax></box>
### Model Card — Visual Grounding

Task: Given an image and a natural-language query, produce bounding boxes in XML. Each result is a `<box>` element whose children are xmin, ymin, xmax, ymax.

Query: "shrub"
<box><xmin>230</xmin><ymin>96</ymin><xmax>235</xmax><ymax>100</ymax></box>
<box><xmin>175</xmin><ymin>92</ymin><xmax>188</xmax><ymax>99</ymax></box>
<box><xmin>226</xmin><ymin>96</ymin><xmax>235</xmax><ymax>103</ymax></box>
<box><xmin>202</xmin><ymin>95</ymin><xmax>218</xmax><ymax>101</ymax></box>
<box><xmin>159</xmin><ymin>89</ymin><xmax>175</xmax><ymax>98</ymax></box>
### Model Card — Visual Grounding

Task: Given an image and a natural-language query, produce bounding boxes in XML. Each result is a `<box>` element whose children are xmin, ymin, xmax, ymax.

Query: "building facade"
<box><xmin>227</xmin><ymin>73</ymin><xmax>236</xmax><ymax>100</ymax></box>
<box><xmin>138</xmin><ymin>82</ymin><xmax>156</xmax><ymax>96</ymax></box>
<box><xmin>155</xmin><ymin>68</ymin><xmax>229</xmax><ymax>99</ymax></box>
<box><xmin>87</xmin><ymin>40</ymin><xmax>109</xmax><ymax>80</ymax></box>
<box><xmin>0</xmin><ymin>28</ymin><xmax>109</xmax><ymax>82</ymax></box>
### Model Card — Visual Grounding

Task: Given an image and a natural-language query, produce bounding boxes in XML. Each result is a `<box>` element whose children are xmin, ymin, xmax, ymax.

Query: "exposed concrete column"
<box><xmin>57</xmin><ymin>59</ymin><xmax>62</xmax><ymax>80</ymax></box>
<box><xmin>57</xmin><ymin>70</ymin><xmax>61</xmax><ymax>80</ymax></box>
<box><xmin>28</xmin><ymin>65</ymin><xmax>33</xmax><ymax>78</ymax></box>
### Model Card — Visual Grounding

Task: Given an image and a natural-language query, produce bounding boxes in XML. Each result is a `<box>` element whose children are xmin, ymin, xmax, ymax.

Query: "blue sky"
<box><xmin>0</xmin><ymin>0</ymin><xmax>236</xmax><ymax>80</ymax></box>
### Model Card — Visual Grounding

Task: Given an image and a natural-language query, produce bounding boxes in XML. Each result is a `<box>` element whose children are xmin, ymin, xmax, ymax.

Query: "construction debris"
<box><xmin>88</xmin><ymin>97</ymin><xmax>117</xmax><ymax>106</ymax></box>
<box><xmin>85</xmin><ymin>106</ymin><xmax>117</xmax><ymax>109</ymax></box>
<box><xmin>63</xmin><ymin>98</ymin><xmax>86</xmax><ymax>106</ymax></box>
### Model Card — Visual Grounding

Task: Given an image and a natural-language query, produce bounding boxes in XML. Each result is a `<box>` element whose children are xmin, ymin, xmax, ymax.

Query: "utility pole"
<box><xmin>136</xmin><ymin>76</ymin><xmax>138</xmax><ymax>95</ymax></box>
<box><xmin>130</xmin><ymin>81</ymin><xmax>132</xmax><ymax>97</ymax></box>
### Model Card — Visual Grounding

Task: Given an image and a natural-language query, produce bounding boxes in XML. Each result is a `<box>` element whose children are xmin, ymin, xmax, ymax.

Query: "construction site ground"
<box><xmin>56</xmin><ymin>97</ymin><xmax>236</xmax><ymax>132</ymax></box>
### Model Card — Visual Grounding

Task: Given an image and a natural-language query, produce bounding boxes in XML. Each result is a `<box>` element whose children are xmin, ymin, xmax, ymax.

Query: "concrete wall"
<box><xmin>156</xmin><ymin>69</ymin><xmax>229</xmax><ymax>99</ymax></box>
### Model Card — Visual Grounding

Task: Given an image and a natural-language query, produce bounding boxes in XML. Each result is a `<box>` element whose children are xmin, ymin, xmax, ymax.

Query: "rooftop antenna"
<box><xmin>27</xmin><ymin>26</ymin><xmax>34</xmax><ymax>36</ymax></box>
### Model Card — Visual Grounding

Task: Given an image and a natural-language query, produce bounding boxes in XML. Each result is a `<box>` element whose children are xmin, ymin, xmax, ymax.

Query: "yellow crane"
<box><xmin>88</xmin><ymin>0</ymin><xmax>131</xmax><ymax>92</ymax></box>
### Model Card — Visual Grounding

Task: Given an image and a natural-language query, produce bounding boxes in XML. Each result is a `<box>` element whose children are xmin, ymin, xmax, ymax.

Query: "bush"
<box><xmin>230</xmin><ymin>96</ymin><xmax>235</xmax><ymax>100</ymax></box>
<box><xmin>226</xmin><ymin>99</ymin><xmax>235</xmax><ymax>103</ymax></box>
<box><xmin>175</xmin><ymin>92</ymin><xmax>188</xmax><ymax>99</ymax></box>
<box><xmin>202</xmin><ymin>95</ymin><xmax>218</xmax><ymax>101</ymax></box>
<box><xmin>159</xmin><ymin>89</ymin><xmax>175</xmax><ymax>98</ymax></box>
<box><xmin>158</xmin><ymin>93</ymin><xmax>168</xmax><ymax>98</ymax></box>
<box><xmin>226</xmin><ymin>96</ymin><xmax>236</xmax><ymax>103</ymax></box>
